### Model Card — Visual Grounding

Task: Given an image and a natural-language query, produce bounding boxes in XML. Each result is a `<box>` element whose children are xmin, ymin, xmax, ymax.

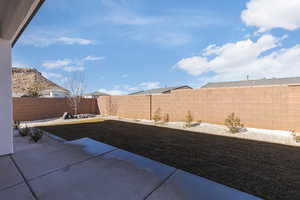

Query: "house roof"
<box><xmin>130</xmin><ymin>85</ymin><xmax>192</xmax><ymax>95</ymax></box>
<box><xmin>84</xmin><ymin>91</ymin><xmax>110</xmax><ymax>96</ymax></box>
<box><xmin>202</xmin><ymin>77</ymin><xmax>300</xmax><ymax>88</ymax></box>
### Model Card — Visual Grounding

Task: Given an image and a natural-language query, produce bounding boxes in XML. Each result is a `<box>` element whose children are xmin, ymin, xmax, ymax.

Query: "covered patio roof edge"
<box><xmin>12</xmin><ymin>0</ymin><xmax>45</xmax><ymax>47</ymax></box>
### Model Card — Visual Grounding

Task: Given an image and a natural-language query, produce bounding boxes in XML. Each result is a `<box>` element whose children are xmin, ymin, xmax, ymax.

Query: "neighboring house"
<box><xmin>12</xmin><ymin>67</ymin><xmax>69</xmax><ymax>97</ymax></box>
<box><xmin>40</xmin><ymin>88</ymin><xmax>69</xmax><ymax>98</ymax></box>
<box><xmin>202</xmin><ymin>77</ymin><xmax>300</xmax><ymax>88</ymax></box>
<box><xmin>130</xmin><ymin>85</ymin><xmax>192</xmax><ymax>95</ymax></box>
<box><xmin>84</xmin><ymin>91</ymin><xmax>110</xmax><ymax>98</ymax></box>
<box><xmin>12</xmin><ymin>93</ymin><xmax>26</xmax><ymax>97</ymax></box>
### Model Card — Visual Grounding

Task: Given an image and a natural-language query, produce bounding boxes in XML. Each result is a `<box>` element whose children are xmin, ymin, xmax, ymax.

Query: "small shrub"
<box><xmin>153</xmin><ymin>108</ymin><xmax>162</xmax><ymax>123</ymax></box>
<box><xmin>163</xmin><ymin>113</ymin><xmax>170</xmax><ymax>123</ymax></box>
<box><xmin>19</xmin><ymin>125</ymin><xmax>30</xmax><ymax>137</ymax></box>
<box><xmin>293</xmin><ymin>132</ymin><xmax>300</xmax><ymax>143</ymax></box>
<box><xmin>30</xmin><ymin>128</ymin><xmax>44</xmax><ymax>143</ymax></box>
<box><xmin>185</xmin><ymin>111</ymin><xmax>193</xmax><ymax>128</ymax></box>
<box><xmin>13</xmin><ymin>121</ymin><xmax>21</xmax><ymax>130</ymax></box>
<box><xmin>225</xmin><ymin>113</ymin><xmax>244</xmax><ymax>134</ymax></box>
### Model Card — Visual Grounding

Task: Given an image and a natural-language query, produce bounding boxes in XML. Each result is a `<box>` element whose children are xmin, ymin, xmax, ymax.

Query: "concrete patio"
<box><xmin>0</xmin><ymin>131</ymin><xmax>261</xmax><ymax>200</ymax></box>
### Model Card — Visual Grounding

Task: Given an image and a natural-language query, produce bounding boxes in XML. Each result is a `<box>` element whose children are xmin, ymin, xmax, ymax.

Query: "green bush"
<box><xmin>225</xmin><ymin>113</ymin><xmax>244</xmax><ymax>134</ymax></box>
<box><xmin>19</xmin><ymin>125</ymin><xmax>30</xmax><ymax>137</ymax></box>
<box><xmin>153</xmin><ymin>108</ymin><xmax>161</xmax><ymax>123</ymax></box>
<box><xmin>13</xmin><ymin>121</ymin><xmax>21</xmax><ymax>130</ymax></box>
<box><xmin>185</xmin><ymin>111</ymin><xmax>193</xmax><ymax>128</ymax></box>
<box><xmin>30</xmin><ymin>128</ymin><xmax>44</xmax><ymax>143</ymax></box>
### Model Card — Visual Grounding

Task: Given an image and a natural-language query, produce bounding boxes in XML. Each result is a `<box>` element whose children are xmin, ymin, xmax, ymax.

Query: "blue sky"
<box><xmin>13</xmin><ymin>0</ymin><xmax>300</xmax><ymax>95</ymax></box>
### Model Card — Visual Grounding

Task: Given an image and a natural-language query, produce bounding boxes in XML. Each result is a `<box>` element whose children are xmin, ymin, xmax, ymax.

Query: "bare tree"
<box><xmin>64</xmin><ymin>72</ymin><xmax>86</xmax><ymax>115</ymax></box>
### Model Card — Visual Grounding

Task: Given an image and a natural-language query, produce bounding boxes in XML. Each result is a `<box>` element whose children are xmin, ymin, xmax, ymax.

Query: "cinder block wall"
<box><xmin>98</xmin><ymin>85</ymin><xmax>300</xmax><ymax>131</ymax></box>
<box><xmin>98</xmin><ymin>95</ymin><xmax>151</xmax><ymax>120</ymax></box>
<box><xmin>13</xmin><ymin>97</ymin><xmax>99</xmax><ymax>121</ymax></box>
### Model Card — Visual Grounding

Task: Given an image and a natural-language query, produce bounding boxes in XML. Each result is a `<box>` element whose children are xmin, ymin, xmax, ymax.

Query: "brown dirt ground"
<box><xmin>38</xmin><ymin>119</ymin><xmax>300</xmax><ymax>200</ymax></box>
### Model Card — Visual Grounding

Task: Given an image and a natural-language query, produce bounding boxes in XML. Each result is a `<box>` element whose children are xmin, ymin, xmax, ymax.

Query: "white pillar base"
<box><xmin>0</xmin><ymin>39</ymin><xmax>13</xmax><ymax>155</ymax></box>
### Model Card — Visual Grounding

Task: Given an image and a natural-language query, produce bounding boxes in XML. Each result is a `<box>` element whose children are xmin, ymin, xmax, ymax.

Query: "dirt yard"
<box><xmin>38</xmin><ymin>119</ymin><xmax>300</xmax><ymax>200</ymax></box>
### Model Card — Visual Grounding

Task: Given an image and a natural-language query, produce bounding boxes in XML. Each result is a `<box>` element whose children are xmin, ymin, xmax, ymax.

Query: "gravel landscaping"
<box><xmin>102</xmin><ymin>116</ymin><xmax>300</xmax><ymax>147</ymax></box>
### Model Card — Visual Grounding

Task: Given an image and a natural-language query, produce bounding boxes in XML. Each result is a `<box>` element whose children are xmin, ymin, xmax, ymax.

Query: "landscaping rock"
<box><xmin>62</xmin><ymin>112</ymin><xmax>73</xmax><ymax>120</ymax></box>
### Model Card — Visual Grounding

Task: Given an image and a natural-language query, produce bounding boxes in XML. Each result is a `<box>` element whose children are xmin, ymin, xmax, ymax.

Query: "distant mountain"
<box><xmin>12</xmin><ymin>67</ymin><xmax>68</xmax><ymax>96</ymax></box>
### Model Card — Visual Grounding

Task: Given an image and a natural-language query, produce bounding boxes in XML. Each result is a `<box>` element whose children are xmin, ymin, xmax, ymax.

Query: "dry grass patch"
<box><xmin>37</xmin><ymin>118</ymin><xmax>106</xmax><ymax>127</ymax></box>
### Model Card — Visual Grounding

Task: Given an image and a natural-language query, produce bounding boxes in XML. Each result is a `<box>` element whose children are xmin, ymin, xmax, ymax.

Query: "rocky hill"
<box><xmin>12</xmin><ymin>68</ymin><xmax>68</xmax><ymax>96</ymax></box>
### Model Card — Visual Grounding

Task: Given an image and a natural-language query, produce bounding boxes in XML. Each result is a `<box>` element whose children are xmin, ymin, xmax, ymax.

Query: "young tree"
<box><xmin>64</xmin><ymin>72</ymin><xmax>86</xmax><ymax>115</ymax></box>
<box><xmin>153</xmin><ymin>108</ymin><xmax>162</xmax><ymax>123</ymax></box>
<box><xmin>185</xmin><ymin>110</ymin><xmax>193</xmax><ymax>128</ymax></box>
<box><xmin>225</xmin><ymin>112</ymin><xmax>244</xmax><ymax>133</ymax></box>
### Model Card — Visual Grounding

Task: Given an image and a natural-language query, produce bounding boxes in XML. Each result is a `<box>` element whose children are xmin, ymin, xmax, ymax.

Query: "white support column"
<box><xmin>0</xmin><ymin>39</ymin><xmax>13</xmax><ymax>155</ymax></box>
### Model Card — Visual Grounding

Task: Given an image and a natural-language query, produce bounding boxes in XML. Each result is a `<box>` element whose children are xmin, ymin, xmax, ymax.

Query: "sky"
<box><xmin>13</xmin><ymin>0</ymin><xmax>300</xmax><ymax>95</ymax></box>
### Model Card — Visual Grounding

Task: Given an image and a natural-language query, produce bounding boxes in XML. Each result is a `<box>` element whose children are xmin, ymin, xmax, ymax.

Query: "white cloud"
<box><xmin>113</xmin><ymin>82</ymin><xmax>160</xmax><ymax>91</ymax></box>
<box><xmin>21</xmin><ymin>35</ymin><xmax>93</xmax><ymax>47</ymax></box>
<box><xmin>63</xmin><ymin>66</ymin><xmax>85</xmax><ymax>72</ymax></box>
<box><xmin>83</xmin><ymin>56</ymin><xmax>105</xmax><ymax>61</ymax></box>
<box><xmin>57</xmin><ymin>37</ymin><xmax>93</xmax><ymax>45</ymax></box>
<box><xmin>138</xmin><ymin>82</ymin><xmax>160</xmax><ymax>90</ymax></box>
<box><xmin>121</xmin><ymin>74</ymin><xmax>128</xmax><ymax>78</ymax></box>
<box><xmin>176</xmin><ymin>34</ymin><xmax>300</xmax><ymax>82</ymax></box>
<box><xmin>42</xmin><ymin>72</ymin><xmax>63</xmax><ymax>79</ymax></box>
<box><xmin>176</xmin><ymin>56</ymin><xmax>209</xmax><ymax>76</ymax></box>
<box><xmin>105</xmin><ymin>13</ymin><xmax>158</xmax><ymax>26</ymax></box>
<box><xmin>42</xmin><ymin>59</ymin><xmax>83</xmax><ymax>72</ymax></box>
<box><xmin>98</xmin><ymin>89</ymin><xmax>126</xmax><ymax>96</ymax></box>
<box><xmin>42</xmin><ymin>59</ymin><xmax>72</xmax><ymax>69</ymax></box>
<box><xmin>99</xmin><ymin>81</ymin><xmax>161</xmax><ymax>96</ymax></box>
<box><xmin>42</xmin><ymin>55</ymin><xmax>104</xmax><ymax>72</ymax></box>
<box><xmin>113</xmin><ymin>84</ymin><xmax>138</xmax><ymax>92</ymax></box>
<box><xmin>241</xmin><ymin>0</ymin><xmax>300</xmax><ymax>33</ymax></box>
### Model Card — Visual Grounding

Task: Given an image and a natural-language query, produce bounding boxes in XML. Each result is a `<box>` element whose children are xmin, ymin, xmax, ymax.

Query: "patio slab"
<box><xmin>0</xmin><ymin>183</ymin><xmax>34</xmax><ymax>200</ymax></box>
<box><xmin>13</xmin><ymin>138</ymin><xmax>117</xmax><ymax>180</ymax></box>
<box><xmin>0</xmin><ymin>133</ymin><xmax>262</xmax><ymax>200</ymax></box>
<box><xmin>29</xmin><ymin>149</ymin><xmax>175</xmax><ymax>200</ymax></box>
<box><xmin>0</xmin><ymin>156</ymin><xmax>23</xmax><ymax>191</ymax></box>
<box><xmin>146</xmin><ymin>169</ymin><xmax>261</xmax><ymax>200</ymax></box>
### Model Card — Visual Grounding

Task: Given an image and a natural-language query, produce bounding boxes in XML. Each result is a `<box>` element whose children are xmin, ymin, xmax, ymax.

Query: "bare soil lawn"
<box><xmin>38</xmin><ymin>119</ymin><xmax>300</xmax><ymax>200</ymax></box>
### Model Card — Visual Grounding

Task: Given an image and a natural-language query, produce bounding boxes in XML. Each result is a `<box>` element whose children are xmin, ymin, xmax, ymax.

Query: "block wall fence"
<box><xmin>97</xmin><ymin>85</ymin><xmax>300</xmax><ymax>132</ymax></box>
<box><xmin>13</xmin><ymin>97</ymin><xmax>99</xmax><ymax>121</ymax></box>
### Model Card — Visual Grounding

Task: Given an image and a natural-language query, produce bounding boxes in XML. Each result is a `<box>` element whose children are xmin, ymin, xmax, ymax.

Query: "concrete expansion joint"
<box><xmin>9</xmin><ymin>155</ymin><xmax>39</xmax><ymax>200</ymax></box>
<box><xmin>143</xmin><ymin>168</ymin><xmax>177</xmax><ymax>200</ymax></box>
